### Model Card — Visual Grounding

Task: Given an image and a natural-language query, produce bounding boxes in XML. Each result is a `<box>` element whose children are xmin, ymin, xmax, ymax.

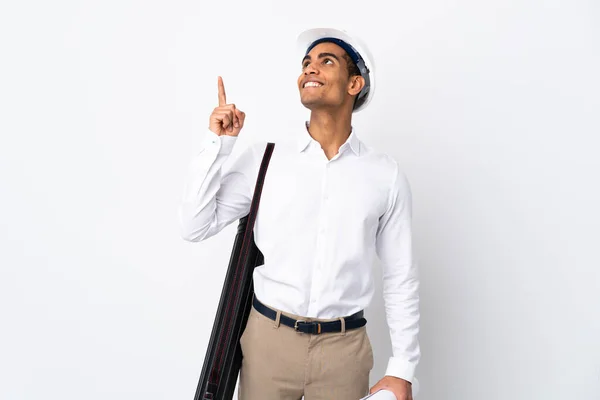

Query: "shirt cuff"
<box><xmin>385</xmin><ymin>357</ymin><xmax>417</xmax><ymax>384</ymax></box>
<box><xmin>201</xmin><ymin>129</ymin><xmax>238</xmax><ymax>155</ymax></box>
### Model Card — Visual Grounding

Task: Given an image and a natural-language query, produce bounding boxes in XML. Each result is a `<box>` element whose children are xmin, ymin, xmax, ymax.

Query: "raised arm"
<box><xmin>178</xmin><ymin>76</ymin><xmax>258</xmax><ymax>242</ymax></box>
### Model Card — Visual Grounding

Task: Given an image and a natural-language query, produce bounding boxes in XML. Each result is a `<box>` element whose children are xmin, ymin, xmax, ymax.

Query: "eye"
<box><xmin>323</xmin><ymin>58</ymin><xmax>333</xmax><ymax>65</ymax></box>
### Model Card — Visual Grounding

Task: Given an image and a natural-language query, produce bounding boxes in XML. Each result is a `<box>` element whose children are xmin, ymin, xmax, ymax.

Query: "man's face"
<box><xmin>297</xmin><ymin>42</ymin><xmax>361</xmax><ymax>111</ymax></box>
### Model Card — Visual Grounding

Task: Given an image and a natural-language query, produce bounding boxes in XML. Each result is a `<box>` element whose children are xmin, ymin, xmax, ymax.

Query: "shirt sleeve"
<box><xmin>375</xmin><ymin>161</ymin><xmax>421</xmax><ymax>383</ymax></box>
<box><xmin>178</xmin><ymin>129</ymin><xmax>258</xmax><ymax>242</ymax></box>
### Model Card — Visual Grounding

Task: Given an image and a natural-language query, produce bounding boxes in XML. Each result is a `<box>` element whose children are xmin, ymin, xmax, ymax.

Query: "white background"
<box><xmin>1</xmin><ymin>1</ymin><xmax>599</xmax><ymax>399</ymax></box>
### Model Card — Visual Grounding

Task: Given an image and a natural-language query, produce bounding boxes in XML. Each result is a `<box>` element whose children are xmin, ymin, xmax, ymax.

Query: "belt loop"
<box><xmin>273</xmin><ymin>310</ymin><xmax>281</xmax><ymax>329</ymax></box>
<box><xmin>339</xmin><ymin>317</ymin><xmax>346</xmax><ymax>336</ymax></box>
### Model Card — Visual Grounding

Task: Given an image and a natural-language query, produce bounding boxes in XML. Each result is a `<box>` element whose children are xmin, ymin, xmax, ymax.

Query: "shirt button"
<box><xmin>311</xmin><ymin>299</ymin><xmax>316</xmax><ymax>303</ymax></box>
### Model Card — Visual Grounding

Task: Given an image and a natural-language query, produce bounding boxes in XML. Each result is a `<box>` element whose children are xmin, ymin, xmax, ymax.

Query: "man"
<box><xmin>179</xmin><ymin>27</ymin><xmax>420</xmax><ymax>400</ymax></box>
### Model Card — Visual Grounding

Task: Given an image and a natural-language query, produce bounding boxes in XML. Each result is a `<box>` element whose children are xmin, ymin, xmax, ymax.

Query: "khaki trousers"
<box><xmin>238</xmin><ymin>301</ymin><xmax>374</xmax><ymax>400</ymax></box>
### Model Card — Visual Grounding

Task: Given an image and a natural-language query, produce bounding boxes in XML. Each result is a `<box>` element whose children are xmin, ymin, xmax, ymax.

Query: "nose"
<box><xmin>304</xmin><ymin>62</ymin><xmax>319</xmax><ymax>75</ymax></box>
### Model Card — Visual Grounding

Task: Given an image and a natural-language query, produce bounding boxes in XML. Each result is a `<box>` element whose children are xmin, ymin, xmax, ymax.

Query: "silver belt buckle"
<box><xmin>294</xmin><ymin>320</ymin><xmax>305</xmax><ymax>332</ymax></box>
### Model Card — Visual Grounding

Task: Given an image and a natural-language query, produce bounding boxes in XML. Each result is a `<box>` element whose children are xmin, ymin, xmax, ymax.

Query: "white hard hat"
<box><xmin>296</xmin><ymin>27</ymin><xmax>376</xmax><ymax>113</ymax></box>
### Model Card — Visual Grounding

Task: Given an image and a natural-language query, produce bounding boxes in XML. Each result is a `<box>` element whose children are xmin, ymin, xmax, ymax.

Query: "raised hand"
<box><xmin>208</xmin><ymin>76</ymin><xmax>246</xmax><ymax>137</ymax></box>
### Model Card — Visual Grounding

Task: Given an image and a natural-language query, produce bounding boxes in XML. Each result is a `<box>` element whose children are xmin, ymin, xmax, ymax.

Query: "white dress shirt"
<box><xmin>178</xmin><ymin>122</ymin><xmax>420</xmax><ymax>383</ymax></box>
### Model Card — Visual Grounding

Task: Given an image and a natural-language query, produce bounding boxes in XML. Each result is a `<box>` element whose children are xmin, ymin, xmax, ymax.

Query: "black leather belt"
<box><xmin>252</xmin><ymin>296</ymin><xmax>366</xmax><ymax>334</ymax></box>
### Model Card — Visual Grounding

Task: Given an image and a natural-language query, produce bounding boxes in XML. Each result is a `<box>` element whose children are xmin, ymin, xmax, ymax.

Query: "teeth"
<box><xmin>304</xmin><ymin>82</ymin><xmax>323</xmax><ymax>88</ymax></box>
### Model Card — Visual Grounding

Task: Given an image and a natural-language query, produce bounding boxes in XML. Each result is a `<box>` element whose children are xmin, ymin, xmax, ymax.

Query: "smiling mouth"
<box><xmin>303</xmin><ymin>82</ymin><xmax>323</xmax><ymax>88</ymax></box>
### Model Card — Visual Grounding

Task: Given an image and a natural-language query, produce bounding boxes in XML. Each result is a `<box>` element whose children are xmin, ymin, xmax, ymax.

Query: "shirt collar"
<box><xmin>297</xmin><ymin>121</ymin><xmax>361</xmax><ymax>156</ymax></box>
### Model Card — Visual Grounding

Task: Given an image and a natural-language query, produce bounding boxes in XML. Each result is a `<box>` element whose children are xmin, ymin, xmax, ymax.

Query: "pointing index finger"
<box><xmin>218</xmin><ymin>76</ymin><xmax>226</xmax><ymax>106</ymax></box>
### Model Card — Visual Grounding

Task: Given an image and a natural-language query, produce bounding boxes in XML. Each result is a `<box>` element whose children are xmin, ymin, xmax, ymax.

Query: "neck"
<box><xmin>307</xmin><ymin>108</ymin><xmax>352</xmax><ymax>159</ymax></box>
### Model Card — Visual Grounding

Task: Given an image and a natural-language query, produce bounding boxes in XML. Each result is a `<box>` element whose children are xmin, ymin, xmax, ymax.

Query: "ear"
<box><xmin>347</xmin><ymin>75</ymin><xmax>365</xmax><ymax>97</ymax></box>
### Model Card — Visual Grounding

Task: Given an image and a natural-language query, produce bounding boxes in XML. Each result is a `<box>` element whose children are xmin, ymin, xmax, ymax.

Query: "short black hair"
<box><xmin>343</xmin><ymin>53</ymin><xmax>366</xmax><ymax>110</ymax></box>
<box><xmin>343</xmin><ymin>52</ymin><xmax>361</xmax><ymax>78</ymax></box>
